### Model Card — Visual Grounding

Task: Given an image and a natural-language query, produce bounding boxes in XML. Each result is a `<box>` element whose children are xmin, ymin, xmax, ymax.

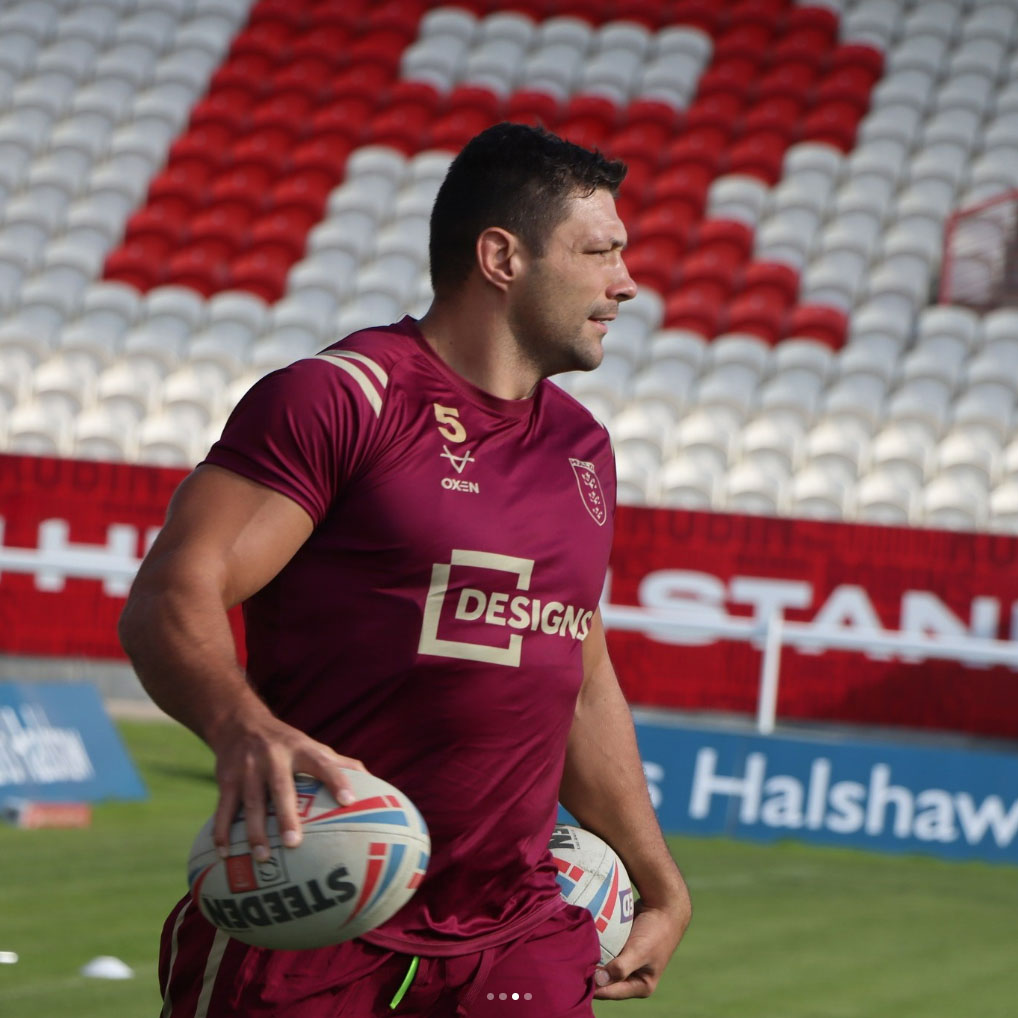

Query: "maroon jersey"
<box><xmin>203</xmin><ymin>317</ymin><xmax>616</xmax><ymax>955</ymax></box>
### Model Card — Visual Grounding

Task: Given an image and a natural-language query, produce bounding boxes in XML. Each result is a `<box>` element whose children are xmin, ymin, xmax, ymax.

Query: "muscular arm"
<box><xmin>119</xmin><ymin>464</ymin><xmax>364</xmax><ymax>859</ymax></box>
<box><xmin>560</xmin><ymin>608</ymin><xmax>692</xmax><ymax>999</ymax></box>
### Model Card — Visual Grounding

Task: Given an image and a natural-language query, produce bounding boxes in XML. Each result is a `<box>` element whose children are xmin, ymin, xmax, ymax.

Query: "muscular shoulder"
<box><xmin>540</xmin><ymin>379</ymin><xmax>612</xmax><ymax>447</ymax></box>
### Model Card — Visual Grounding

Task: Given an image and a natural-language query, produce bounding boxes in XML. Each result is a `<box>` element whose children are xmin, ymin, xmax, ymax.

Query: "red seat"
<box><xmin>189</xmin><ymin>203</ymin><xmax>255</xmax><ymax>262</ymax></box>
<box><xmin>326</xmin><ymin>62</ymin><xmax>394</xmax><ymax>104</ymax></box>
<box><xmin>347</xmin><ymin>29</ymin><xmax>411</xmax><ymax>72</ymax></box>
<box><xmin>210</xmin><ymin>167</ymin><xmax>275</xmax><ymax>213</ymax></box>
<box><xmin>563</xmin><ymin>94</ymin><xmax>619</xmax><ymax>130</ymax></box>
<box><xmin>634</xmin><ymin>199</ymin><xmax>701</xmax><ymax>247</ymax></box>
<box><xmin>248</xmin><ymin>209</ymin><xmax>313</xmax><ymax>262</ymax></box>
<box><xmin>649</xmin><ymin>166</ymin><xmax>710</xmax><ymax>215</ymax></box>
<box><xmin>125</xmin><ymin>203</ymin><xmax>188</xmax><ymax>249</ymax></box>
<box><xmin>231</xmin><ymin>129</ymin><xmax>295</xmax><ymax>178</ymax></box>
<box><xmin>290</xmin><ymin>135</ymin><xmax>354</xmax><ymax>184</ymax></box>
<box><xmin>290</xmin><ymin>27</ymin><xmax>351</xmax><ymax>67</ymax></box>
<box><xmin>664</xmin><ymin>126</ymin><xmax>729</xmax><ymax>175</ymax></box>
<box><xmin>365</xmin><ymin>0</ymin><xmax>427</xmax><ymax>33</ymax></box>
<box><xmin>800</xmin><ymin>99</ymin><xmax>864</xmax><ymax>152</ymax></box>
<box><xmin>785</xmin><ymin>304</ymin><xmax>848</xmax><ymax>348</ymax></box>
<box><xmin>768</xmin><ymin>30</ymin><xmax>829</xmax><ymax>71</ymax></box>
<box><xmin>104</xmin><ymin>238</ymin><xmax>168</xmax><ymax>292</ymax></box>
<box><xmin>724</xmin><ymin>288</ymin><xmax>789</xmax><ymax>344</ymax></box>
<box><xmin>668</xmin><ymin>0</ymin><xmax>722</xmax><ymax>35</ymax></box>
<box><xmin>210</xmin><ymin>59</ymin><xmax>271</xmax><ymax>98</ymax></box>
<box><xmin>609</xmin><ymin>121</ymin><xmax>674</xmax><ymax>165</ymax></box>
<box><xmin>826</xmin><ymin>43</ymin><xmax>884</xmax><ymax>81</ymax></box>
<box><xmin>169</xmin><ymin>128</ymin><xmax>233</xmax><ymax>173</ymax></box>
<box><xmin>682</xmin><ymin>94</ymin><xmax>742</xmax><ymax>140</ymax></box>
<box><xmin>678</xmin><ymin>246</ymin><xmax>744</xmax><ymax>294</ymax></box>
<box><xmin>147</xmin><ymin>162</ymin><xmax>214</xmax><ymax>218</ymax></box>
<box><xmin>165</xmin><ymin>241</ymin><xmax>236</xmax><ymax>295</ymax></box>
<box><xmin>753</xmin><ymin>59</ymin><xmax>818</xmax><ymax>103</ymax></box>
<box><xmin>624</xmin><ymin>99</ymin><xmax>682</xmax><ymax>133</ymax></box>
<box><xmin>506</xmin><ymin>89</ymin><xmax>563</xmax><ymax>128</ymax></box>
<box><xmin>250</xmin><ymin>92</ymin><xmax>317</xmax><ymax>134</ymax></box>
<box><xmin>739</xmin><ymin>95</ymin><xmax>805</xmax><ymax>139</ymax></box>
<box><xmin>229</xmin><ymin>244</ymin><xmax>293</xmax><ymax>302</ymax></box>
<box><xmin>310</xmin><ymin>96</ymin><xmax>374</xmax><ymax>145</ymax></box>
<box><xmin>269</xmin><ymin>170</ymin><xmax>332</xmax><ymax>220</ymax></box>
<box><xmin>367</xmin><ymin>97</ymin><xmax>436</xmax><ymax>153</ymax></box>
<box><xmin>696</xmin><ymin>57</ymin><xmax>759</xmax><ymax>103</ymax></box>
<box><xmin>624</xmin><ymin>236</ymin><xmax>686</xmax><ymax>294</ymax></box>
<box><xmin>554</xmin><ymin>0</ymin><xmax>613</xmax><ymax>22</ymax></box>
<box><xmin>694</xmin><ymin>219</ymin><xmax>754</xmax><ymax>263</ymax></box>
<box><xmin>781</xmin><ymin>5</ymin><xmax>839</xmax><ymax>47</ymax></box>
<box><xmin>813</xmin><ymin>65</ymin><xmax>880</xmax><ymax>113</ymax></box>
<box><xmin>309</xmin><ymin>0</ymin><xmax>363</xmax><ymax>32</ymax></box>
<box><xmin>428</xmin><ymin>107</ymin><xmax>500</xmax><ymax>152</ymax></box>
<box><xmin>663</xmin><ymin>283</ymin><xmax>726</xmax><ymax>336</ymax></box>
<box><xmin>713</xmin><ymin>21</ymin><xmax>776</xmax><ymax>64</ymax></box>
<box><xmin>724</xmin><ymin>129</ymin><xmax>788</xmax><ymax>185</ymax></box>
<box><xmin>270</xmin><ymin>57</ymin><xmax>335</xmax><ymax>103</ymax></box>
<box><xmin>190</xmin><ymin>89</ymin><xmax>254</xmax><ymax>135</ymax></box>
<box><xmin>741</xmin><ymin>261</ymin><xmax>800</xmax><ymax>304</ymax></box>
<box><xmin>446</xmin><ymin>85</ymin><xmax>503</xmax><ymax>119</ymax></box>
<box><xmin>249</xmin><ymin>0</ymin><xmax>306</xmax><ymax>32</ymax></box>
<box><xmin>230</xmin><ymin>21</ymin><xmax>298</xmax><ymax>65</ymax></box>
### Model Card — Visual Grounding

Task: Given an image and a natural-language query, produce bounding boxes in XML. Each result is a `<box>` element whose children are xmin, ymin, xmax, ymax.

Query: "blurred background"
<box><xmin>0</xmin><ymin>0</ymin><xmax>1017</xmax><ymax>1015</ymax></box>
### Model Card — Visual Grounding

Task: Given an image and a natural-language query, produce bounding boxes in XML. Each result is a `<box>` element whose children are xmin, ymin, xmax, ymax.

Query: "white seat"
<box><xmin>657</xmin><ymin>455</ymin><xmax>718</xmax><ymax>510</ymax></box>
<box><xmin>668</xmin><ymin>411</ymin><xmax>734</xmax><ymax>472</ymax></box>
<box><xmin>611</xmin><ymin>404</ymin><xmax>670</xmax><ymax>465</ymax></box>
<box><xmin>35</xmin><ymin>35</ymin><xmax>98</xmax><ymax>79</ymax></box>
<box><xmin>647</xmin><ymin>329</ymin><xmax>707</xmax><ymax>371</ymax></box>
<box><xmin>858</xmin><ymin>104</ymin><xmax>923</xmax><ymax>150</ymax></box>
<box><xmin>72</xmin><ymin>406</ymin><xmax>136</xmax><ymax>461</ymax></box>
<box><xmin>7</xmin><ymin>399</ymin><xmax>72</xmax><ymax>456</ymax></box>
<box><xmin>75</xmin><ymin>280</ymin><xmax>143</xmax><ymax>336</ymax></box>
<box><xmin>691</xmin><ymin>371</ymin><xmax>757</xmax><ymax>428</ymax></box>
<box><xmin>174</xmin><ymin>14</ymin><xmax>236</xmax><ymax>59</ymax></box>
<box><xmin>877</xmin><ymin>223</ymin><xmax>942</xmax><ymax>280</ymax></box>
<box><xmin>479</xmin><ymin>10</ymin><xmax>535</xmax><ymax>47</ymax></box>
<box><xmin>96</xmin><ymin>360</ymin><xmax>160</xmax><ymax>426</ymax></box>
<box><xmin>855</xmin><ymin>470</ymin><xmax>919</xmax><ymax>525</ymax></box>
<box><xmin>989</xmin><ymin>481</ymin><xmax>1018</xmax><ymax>533</ymax></box>
<box><xmin>345</xmin><ymin>145</ymin><xmax>407</xmax><ymax>188</ymax></box>
<box><xmin>401</xmin><ymin>38</ymin><xmax>466</xmax><ymax>93</ymax></box>
<box><xmin>709</xmin><ymin>332</ymin><xmax>771</xmax><ymax>378</ymax></box>
<box><xmin>32</xmin><ymin>352</ymin><xmax>95</xmax><ymax>418</ymax></box>
<box><xmin>620</xmin><ymin>289</ymin><xmax>664</xmax><ymax>333</ymax></box>
<box><xmin>845</xmin><ymin>141</ymin><xmax>908</xmax><ymax>190</ymax></box>
<box><xmin>601</xmin><ymin>317</ymin><xmax>650</xmax><ymax>368</ymax></box>
<box><xmin>736</xmin><ymin>415</ymin><xmax>802</xmax><ymax>477</ymax></box>
<box><xmin>756</xmin><ymin>378</ymin><xmax>821</xmax><ymax>431</ymax></box>
<box><xmin>935</xmin><ymin>429</ymin><xmax>1000</xmax><ymax>489</ymax></box>
<box><xmin>521</xmin><ymin>45</ymin><xmax>582</xmax><ymax>94</ymax></box>
<box><xmin>870</xmin><ymin>69</ymin><xmax>934</xmax><ymax>116</ymax></box>
<box><xmin>308</xmin><ymin>216</ymin><xmax>375</xmax><ymax>264</ymax></box>
<box><xmin>782</xmin><ymin>143</ymin><xmax>844</xmax><ymax>195</ymax></box>
<box><xmin>896</xmin><ymin>349</ymin><xmax>958</xmax><ymax>406</ymax></box>
<box><xmin>883</xmin><ymin>386</ymin><xmax>951</xmax><ymax>444</ymax></box>
<box><xmin>419</xmin><ymin>6</ymin><xmax>478</xmax><ymax>42</ymax></box>
<box><xmin>136</xmin><ymin>412</ymin><xmax>204</xmax><ymax>467</ymax></box>
<box><xmin>888</xmin><ymin>32</ymin><xmax>948</xmax><ymax>76</ymax></box>
<box><xmin>788</xmin><ymin>465</ymin><xmax>851</xmax><ymax>521</ymax></box>
<box><xmin>936</xmin><ymin>73</ymin><xmax>994</xmax><ymax>118</ymax></box>
<box><xmin>921</xmin><ymin>474</ymin><xmax>988</xmax><ymax>531</ymax></box>
<box><xmin>921</xmin><ymin>109</ymin><xmax>982</xmax><ymax>156</ymax></box>
<box><xmin>754</xmin><ymin>219</ymin><xmax>812</xmax><ymax>271</ymax></box>
<box><xmin>767</xmin><ymin>178</ymin><xmax>829</xmax><ymax>239</ymax></box>
<box><xmin>357</xmin><ymin>256</ymin><xmax>422</xmax><ymax>305</ymax></box>
<box><xmin>804</xmin><ymin>420</ymin><xmax>870</xmax><ymax>484</ymax></box>
<box><xmin>568</xmin><ymin>355</ymin><xmax>632</xmax><ymax>413</ymax></box>
<box><xmin>915</xmin><ymin>304</ymin><xmax>980</xmax><ymax>356</ymax></box>
<box><xmin>534</xmin><ymin>15</ymin><xmax>593</xmax><ymax>50</ymax></box>
<box><xmin>868</xmin><ymin>425</ymin><xmax>933</xmax><ymax>488</ymax></box>
<box><xmin>964</xmin><ymin>4</ymin><xmax>1018</xmax><ymax>46</ymax></box>
<box><xmin>0</xmin><ymin>357</ymin><xmax>30</xmax><ymax>412</ymax></box>
<box><xmin>863</xmin><ymin>260</ymin><xmax>931</xmax><ymax>323</ymax></box>
<box><xmin>903</xmin><ymin>1</ymin><xmax>960</xmax><ymax>42</ymax></box>
<box><xmin>286</xmin><ymin>261</ymin><xmax>348</xmax><ymax>321</ymax></box>
<box><xmin>772</xmin><ymin>338</ymin><xmax>834</xmax><ymax>385</ymax></box>
<box><xmin>842</xmin><ymin>0</ymin><xmax>901</xmax><ymax>49</ymax></box>
<box><xmin>94</xmin><ymin>42</ymin><xmax>159</xmax><ymax>88</ymax></box>
<box><xmin>707</xmin><ymin>175</ymin><xmax>770</xmax><ymax>229</ymax></box>
<box><xmin>966</xmin><ymin>344</ymin><xmax>1018</xmax><ymax>400</ymax></box>
<box><xmin>161</xmin><ymin>365</ymin><xmax>223</xmax><ymax>433</ymax></box>
<box><xmin>327</xmin><ymin>176</ymin><xmax>397</xmax><ymax>222</ymax></box>
<box><xmin>56</xmin><ymin>4</ymin><xmax>118</xmax><ymax>46</ymax></box>
<box><xmin>949</xmin><ymin>37</ymin><xmax>1007</xmax><ymax>81</ymax></box>
<box><xmin>979</xmin><ymin>308</ymin><xmax>1018</xmax><ymax>351</ymax></box>
<box><xmin>722</xmin><ymin>460</ymin><xmax>785</xmax><ymax>516</ymax></box>
<box><xmin>837</xmin><ymin>341</ymin><xmax>900</xmax><ymax>391</ymax></box>
<box><xmin>630</xmin><ymin>360</ymin><xmax>697</xmax><ymax>417</ymax></box>
<box><xmin>950</xmin><ymin>387</ymin><xmax>1014</xmax><ymax>444</ymax></box>
<box><xmin>800</xmin><ymin>256</ymin><xmax>865</xmax><ymax>313</ymax></box>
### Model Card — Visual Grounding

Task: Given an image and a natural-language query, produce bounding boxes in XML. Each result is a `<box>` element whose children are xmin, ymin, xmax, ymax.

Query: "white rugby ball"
<box><xmin>187</xmin><ymin>770</ymin><xmax>430</xmax><ymax>950</ymax></box>
<box><xmin>549</xmin><ymin>823</ymin><xmax>634</xmax><ymax>964</ymax></box>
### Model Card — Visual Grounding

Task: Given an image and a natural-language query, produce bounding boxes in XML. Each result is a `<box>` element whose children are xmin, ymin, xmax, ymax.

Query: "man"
<box><xmin>120</xmin><ymin>122</ymin><xmax>691</xmax><ymax>1017</ymax></box>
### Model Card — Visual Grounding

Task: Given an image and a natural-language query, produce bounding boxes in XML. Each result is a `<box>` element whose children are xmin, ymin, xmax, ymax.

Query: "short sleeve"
<box><xmin>204</xmin><ymin>355</ymin><xmax>385</xmax><ymax>526</ymax></box>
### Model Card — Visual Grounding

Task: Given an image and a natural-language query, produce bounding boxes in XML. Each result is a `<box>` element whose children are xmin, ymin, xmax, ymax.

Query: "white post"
<box><xmin>757</xmin><ymin>610</ymin><xmax>784</xmax><ymax>735</ymax></box>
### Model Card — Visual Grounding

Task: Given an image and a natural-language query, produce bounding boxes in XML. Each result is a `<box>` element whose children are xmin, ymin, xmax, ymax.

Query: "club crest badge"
<box><xmin>569</xmin><ymin>458</ymin><xmax>607</xmax><ymax>527</ymax></box>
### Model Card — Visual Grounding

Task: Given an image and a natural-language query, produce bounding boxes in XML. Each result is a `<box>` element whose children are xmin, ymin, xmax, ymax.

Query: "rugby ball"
<box><xmin>187</xmin><ymin>771</ymin><xmax>430</xmax><ymax>950</ymax></box>
<box><xmin>549</xmin><ymin>823</ymin><xmax>634</xmax><ymax>964</ymax></box>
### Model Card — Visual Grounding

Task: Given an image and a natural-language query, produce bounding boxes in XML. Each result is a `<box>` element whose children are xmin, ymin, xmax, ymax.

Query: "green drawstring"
<box><xmin>389</xmin><ymin>955</ymin><xmax>420</xmax><ymax>1010</ymax></box>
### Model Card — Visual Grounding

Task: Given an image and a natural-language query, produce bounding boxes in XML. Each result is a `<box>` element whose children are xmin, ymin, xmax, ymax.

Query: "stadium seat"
<box><xmin>736</xmin><ymin>415</ymin><xmax>802</xmax><ymax>478</ymax></box>
<box><xmin>722</xmin><ymin>460</ymin><xmax>785</xmax><ymax>516</ymax></box>
<box><xmin>7</xmin><ymin>400</ymin><xmax>72</xmax><ymax>457</ymax></box>
<box><xmin>657</xmin><ymin>454</ymin><xmax>718</xmax><ymax>510</ymax></box>
<box><xmin>922</xmin><ymin>474</ymin><xmax>989</xmax><ymax>531</ymax></box>
<box><xmin>788</xmin><ymin>466</ymin><xmax>851</xmax><ymax>522</ymax></box>
<box><xmin>630</xmin><ymin>360</ymin><xmax>698</xmax><ymax>418</ymax></box>
<box><xmin>73</xmin><ymin>406</ymin><xmax>138</xmax><ymax>461</ymax></box>
<box><xmin>855</xmin><ymin>470</ymin><xmax>918</xmax><ymax>526</ymax></box>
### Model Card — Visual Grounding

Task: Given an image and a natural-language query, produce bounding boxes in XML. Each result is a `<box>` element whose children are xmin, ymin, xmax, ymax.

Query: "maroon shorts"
<box><xmin>159</xmin><ymin>897</ymin><xmax>600</xmax><ymax>1017</ymax></box>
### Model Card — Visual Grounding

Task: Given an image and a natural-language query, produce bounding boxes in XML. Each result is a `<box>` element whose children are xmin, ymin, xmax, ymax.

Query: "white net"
<box><xmin>940</xmin><ymin>189</ymin><xmax>1018</xmax><ymax>310</ymax></box>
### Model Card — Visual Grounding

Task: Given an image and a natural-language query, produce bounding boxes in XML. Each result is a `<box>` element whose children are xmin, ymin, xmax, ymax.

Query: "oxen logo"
<box><xmin>569</xmin><ymin>458</ymin><xmax>606</xmax><ymax>526</ymax></box>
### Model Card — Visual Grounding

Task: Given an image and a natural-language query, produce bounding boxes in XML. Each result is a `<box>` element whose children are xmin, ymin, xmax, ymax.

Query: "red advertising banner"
<box><xmin>3</xmin><ymin>454</ymin><xmax>1018</xmax><ymax>738</ymax></box>
<box><xmin>606</xmin><ymin>508</ymin><xmax>1018</xmax><ymax>739</ymax></box>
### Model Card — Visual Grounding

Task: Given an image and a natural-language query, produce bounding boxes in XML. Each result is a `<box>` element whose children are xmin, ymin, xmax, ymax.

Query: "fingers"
<box><xmin>242</xmin><ymin>764</ymin><xmax>272</xmax><ymax>862</ymax></box>
<box><xmin>266</xmin><ymin>755</ymin><xmax>301</xmax><ymax>851</ymax></box>
<box><xmin>593</xmin><ymin>974</ymin><xmax>653</xmax><ymax>1001</ymax></box>
<box><xmin>211</xmin><ymin>779</ymin><xmax>239</xmax><ymax>859</ymax></box>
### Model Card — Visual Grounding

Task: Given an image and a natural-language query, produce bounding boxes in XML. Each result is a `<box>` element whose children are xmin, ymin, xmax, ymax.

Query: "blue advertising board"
<box><xmin>629</xmin><ymin>713</ymin><xmax>1018</xmax><ymax>865</ymax></box>
<box><xmin>0</xmin><ymin>682</ymin><xmax>146</xmax><ymax>802</ymax></box>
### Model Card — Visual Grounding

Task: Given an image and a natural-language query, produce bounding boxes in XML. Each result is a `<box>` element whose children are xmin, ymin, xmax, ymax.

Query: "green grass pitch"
<box><xmin>1</xmin><ymin>720</ymin><xmax>1015</xmax><ymax>1018</ymax></box>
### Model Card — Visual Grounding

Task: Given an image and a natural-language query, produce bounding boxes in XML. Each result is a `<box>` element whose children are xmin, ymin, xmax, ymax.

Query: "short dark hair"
<box><xmin>428</xmin><ymin>122</ymin><xmax>627</xmax><ymax>297</ymax></box>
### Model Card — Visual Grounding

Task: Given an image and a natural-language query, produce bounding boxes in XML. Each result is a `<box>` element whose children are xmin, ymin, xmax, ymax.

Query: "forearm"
<box><xmin>118</xmin><ymin>565</ymin><xmax>267</xmax><ymax>748</ymax></box>
<box><xmin>560</xmin><ymin>667</ymin><xmax>688</xmax><ymax>912</ymax></box>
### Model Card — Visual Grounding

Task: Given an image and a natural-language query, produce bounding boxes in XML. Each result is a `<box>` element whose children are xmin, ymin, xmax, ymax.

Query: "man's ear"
<box><xmin>476</xmin><ymin>227</ymin><xmax>523</xmax><ymax>291</ymax></box>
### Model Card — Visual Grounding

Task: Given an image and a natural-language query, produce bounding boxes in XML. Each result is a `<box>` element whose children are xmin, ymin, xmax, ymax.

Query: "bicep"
<box><xmin>579</xmin><ymin>607</ymin><xmax>621</xmax><ymax>706</ymax></box>
<box><xmin>137</xmin><ymin>464</ymin><xmax>315</xmax><ymax>607</ymax></box>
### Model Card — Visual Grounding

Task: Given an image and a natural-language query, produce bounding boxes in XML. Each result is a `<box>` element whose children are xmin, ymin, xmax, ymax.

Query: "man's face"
<box><xmin>507</xmin><ymin>188</ymin><xmax>637</xmax><ymax>377</ymax></box>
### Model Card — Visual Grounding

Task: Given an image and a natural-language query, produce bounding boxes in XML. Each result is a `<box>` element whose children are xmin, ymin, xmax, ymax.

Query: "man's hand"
<box><xmin>208</xmin><ymin>710</ymin><xmax>367</xmax><ymax>862</ymax></box>
<box><xmin>593</xmin><ymin>896</ymin><xmax>691</xmax><ymax>1000</ymax></box>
